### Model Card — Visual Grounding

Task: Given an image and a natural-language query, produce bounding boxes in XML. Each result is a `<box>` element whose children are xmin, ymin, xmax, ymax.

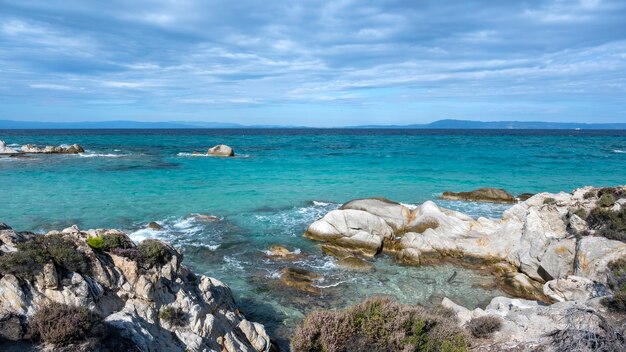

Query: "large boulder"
<box><xmin>0</xmin><ymin>225</ymin><xmax>272</xmax><ymax>352</ymax></box>
<box><xmin>0</xmin><ymin>140</ymin><xmax>19</xmax><ymax>155</ymax></box>
<box><xmin>340</xmin><ymin>198</ymin><xmax>413</xmax><ymax>233</ymax></box>
<box><xmin>304</xmin><ymin>209</ymin><xmax>394</xmax><ymax>257</ymax></box>
<box><xmin>439</xmin><ymin>187</ymin><xmax>516</xmax><ymax>203</ymax></box>
<box><xmin>207</xmin><ymin>145</ymin><xmax>234</xmax><ymax>157</ymax></box>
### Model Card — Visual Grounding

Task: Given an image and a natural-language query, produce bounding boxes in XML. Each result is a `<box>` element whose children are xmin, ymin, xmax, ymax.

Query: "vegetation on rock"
<box><xmin>87</xmin><ymin>232</ymin><xmax>134</xmax><ymax>252</ymax></box>
<box><xmin>601</xmin><ymin>258</ymin><xmax>626</xmax><ymax>313</ymax></box>
<box><xmin>587</xmin><ymin>207</ymin><xmax>626</xmax><ymax>242</ymax></box>
<box><xmin>0</xmin><ymin>234</ymin><xmax>88</xmax><ymax>278</ymax></box>
<box><xmin>291</xmin><ymin>297</ymin><xmax>468</xmax><ymax>352</ymax></box>
<box><xmin>465</xmin><ymin>316</ymin><xmax>502</xmax><ymax>339</ymax></box>
<box><xmin>137</xmin><ymin>239</ymin><xmax>173</xmax><ymax>267</ymax></box>
<box><xmin>29</xmin><ymin>303</ymin><xmax>104</xmax><ymax>346</ymax></box>
<box><xmin>159</xmin><ymin>306</ymin><xmax>187</xmax><ymax>327</ymax></box>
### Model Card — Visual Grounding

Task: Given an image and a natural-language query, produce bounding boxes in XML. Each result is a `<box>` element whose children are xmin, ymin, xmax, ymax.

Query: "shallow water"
<box><xmin>2</xmin><ymin>129</ymin><xmax>626</xmax><ymax>348</ymax></box>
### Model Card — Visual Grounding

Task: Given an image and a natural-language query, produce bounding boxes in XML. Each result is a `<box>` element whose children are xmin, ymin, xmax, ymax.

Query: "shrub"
<box><xmin>110</xmin><ymin>247</ymin><xmax>141</xmax><ymax>260</ymax></box>
<box><xmin>583</xmin><ymin>190</ymin><xmax>597</xmax><ymax>199</ymax></box>
<box><xmin>87</xmin><ymin>233</ymin><xmax>134</xmax><ymax>252</ymax></box>
<box><xmin>543</xmin><ymin>197</ymin><xmax>556</xmax><ymax>205</ymax></box>
<box><xmin>598</xmin><ymin>187</ymin><xmax>626</xmax><ymax>199</ymax></box>
<box><xmin>597</xmin><ymin>194</ymin><xmax>616</xmax><ymax>208</ymax></box>
<box><xmin>87</xmin><ymin>236</ymin><xmax>105</xmax><ymax>250</ymax></box>
<box><xmin>159</xmin><ymin>306</ymin><xmax>186</xmax><ymax>327</ymax></box>
<box><xmin>291</xmin><ymin>297</ymin><xmax>468</xmax><ymax>352</ymax></box>
<box><xmin>586</xmin><ymin>208</ymin><xmax>626</xmax><ymax>242</ymax></box>
<box><xmin>29</xmin><ymin>303</ymin><xmax>103</xmax><ymax>346</ymax></box>
<box><xmin>0</xmin><ymin>235</ymin><xmax>88</xmax><ymax>278</ymax></box>
<box><xmin>137</xmin><ymin>239</ymin><xmax>173</xmax><ymax>267</ymax></box>
<box><xmin>573</xmin><ymin>208</ymin><xmax>587</xmax><ymax>219</ymax></box>
<box><xmin>601</xmin><ymin>291</ymin><xmax>626</xmax><ymax>313</ymax></box>
<box><xmin>465</xmin><ymin>316</ymin><xmax>502</xmax><ymax>338</ymax></box>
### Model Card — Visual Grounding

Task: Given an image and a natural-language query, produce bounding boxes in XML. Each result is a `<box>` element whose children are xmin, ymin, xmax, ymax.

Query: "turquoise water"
<box><xmin>1</xmin><ymin>129</ymin><xmax>626</xmax><ymax>347</ymax></box>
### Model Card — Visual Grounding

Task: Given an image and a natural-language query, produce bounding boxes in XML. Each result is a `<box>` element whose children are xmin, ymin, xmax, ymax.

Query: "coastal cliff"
<box><xmin>0</xmin><ymin>224</ymin><xmax>273</xmax><ymax>352</ymax></box>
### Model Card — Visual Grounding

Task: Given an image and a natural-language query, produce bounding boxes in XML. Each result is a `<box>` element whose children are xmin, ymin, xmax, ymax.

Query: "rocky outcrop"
<box><xmin>440</xmin><ymin>187</ymin><xmax>516</xmax><ymax>203</ymax></box>
<box><xmin>20</xmin><ymin>143</ymin><xmax>85</xmax><ymax>154</ymax></box>
<box><xmin>442</xmin><ymin>295</ymin><xmax>624</xmax><ymax>351</ymax></box>
<box><xmin>305</xmin><ymin>186</ymin><xmax>626</xmax><ymax>301</ymax></box>
<box><xmin>0</xmin><ymin>140</ymin><xmax>19</xmax><ymax>155</ymax></box>
<box><xmin>0</xmin><ymin>224</ymin><xmax>272</xmax><ymax>352</ymax></box>
<box><xmin>207</xmin><ymin>145</ymin><xmax>235</xmax><ymax>157</ymax></box>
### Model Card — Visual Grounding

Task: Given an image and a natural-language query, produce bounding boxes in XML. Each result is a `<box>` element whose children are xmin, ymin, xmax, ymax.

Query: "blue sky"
<box><xmin>1</xmin><ymin>0</ymin><xmax>625</xmax><ymax>126</ymax></box>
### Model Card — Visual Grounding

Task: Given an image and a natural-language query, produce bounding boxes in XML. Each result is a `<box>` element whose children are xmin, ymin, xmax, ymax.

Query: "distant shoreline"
<box><xmin>1</xmin><ymin>118</ymin><xmax>626</xmax><ymax>130</ymax></box>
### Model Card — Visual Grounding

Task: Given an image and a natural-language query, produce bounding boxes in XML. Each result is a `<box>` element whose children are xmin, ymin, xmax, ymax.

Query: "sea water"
<box><xmin>2</xmin><ymin>129</ymin><xmax>626</xmax><ymax>347</ymax></box>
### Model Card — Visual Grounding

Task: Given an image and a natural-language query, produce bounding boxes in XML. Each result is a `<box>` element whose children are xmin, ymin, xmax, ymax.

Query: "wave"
<box><xmin>77</xmin><ymin>153</ymin><xmax>125</xmax><ymax>158</ymax></box>
<box><xmin>177</xmin><ymin>152</ymin><xmax>251</xmax><ymax>158</ymax></box>
<box><xmin>614</xmin><ymin>149</ymin><xmax>626</xmax><ymax>154</ymax></box>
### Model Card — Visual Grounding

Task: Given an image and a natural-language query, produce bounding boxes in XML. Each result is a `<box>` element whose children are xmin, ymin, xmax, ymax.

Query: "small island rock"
<box><xmin>207</xmin><ymin>144</ymin><xmax>234</xmax><ymax>157</ymax></box>
<box><xmin>0</xmin><ymin>140</ymin><xmax>19</xmax><ymax>155</ymax></box>
<box><xmin>439</xmin><ymin>187</ymin><xmax>516</xmax><ymax>203</ymax></box>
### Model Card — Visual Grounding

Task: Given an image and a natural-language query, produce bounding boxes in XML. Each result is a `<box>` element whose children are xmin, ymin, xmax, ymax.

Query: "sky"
<box><xmin>1</xmin><ymin>0</ymin><xmax>625</xmax><ymax>127</ymax></box>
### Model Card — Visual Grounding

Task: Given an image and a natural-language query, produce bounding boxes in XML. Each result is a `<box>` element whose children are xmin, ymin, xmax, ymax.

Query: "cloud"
<box><xmin>0</xmin><ymin>0</ymin><xmax>625</xmax><ymax>125</ymax></box>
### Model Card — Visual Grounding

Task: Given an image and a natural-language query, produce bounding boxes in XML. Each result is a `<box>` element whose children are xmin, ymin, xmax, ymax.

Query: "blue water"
<box><xmin>2</xmin><ymin>129</ymin><xmax>626</xmax><ymax>347</ymax></box>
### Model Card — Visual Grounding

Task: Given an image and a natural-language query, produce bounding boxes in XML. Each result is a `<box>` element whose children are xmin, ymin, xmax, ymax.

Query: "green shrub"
<box><xmin>0</xmin><ymin>235</ymin><xmax>88</xmax><ymax>278</ymax></box>
<box><xmin>291</xmin><ymin>297</ymin><xmax>468</xmax><ymax>352</ymax></box>
<box><xmin>137</xmin><ymin>239</ymin><xmax>173</xmax><ymax>267</ymax></box>
<box><xmin>573</xmin><ymin>208</ymin><xmax>587</xmax><ymax>219</ymax></box>
<box><xmin>597</xmin><ymin>194</ymin><xmax>616</xmax><ymax>208</ymax></box>
<box><xmin>87</xmin><ymin>236</ymin><xmax>106</xmax><ymax>250</ymax></box>
<box><xmin>159</xmin><ymin>306</ymin><xmax>187</xmax><ymax>327</ymax></box>
<box><xmin>465</xmin><ymin>316</ymin><xmax>502</xmax><ymax>338</ymax></box>
<box><xmin>586</xmin><ymin>208</ymin><xmax>626</xmax><ymax>242</ymax></box>
<box><xmin>543</xmin><ymin>197</ymin><xmax>556</xmax><ymax>205</ymax></box>
<box><xmin>29</xmin><ymin>303</ymin><xmax>104</xmax><ymax>346</ymax></box>
<box><xmin>87</xmin><ymin>233</ymin><xmax>134</xmax><ymax>252</ymax></box>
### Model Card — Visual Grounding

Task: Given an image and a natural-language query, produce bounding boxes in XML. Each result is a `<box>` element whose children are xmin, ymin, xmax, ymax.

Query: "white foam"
<box><xmin>312</xmin><ymin>200</ymin><xmax>333</xmax><ymax>206</ymax></box>
<box><xmin>77</xmin><ymin>153</ymin><xmax>124</xmax><ymax>158</ymax></box>
<box><xmin>127</xmin><ymin>228</ymin><xmax>161</xmax><ymax>242</ymax></box>
<box><xmin>400</xmin><ymin>202</ymin><xmax>419</xmax><ymax>210</ymax></box>
<box><xmin>614</xmin><ymin>149</ymin><xmax>626</xmax><ymax>154</ymax></box>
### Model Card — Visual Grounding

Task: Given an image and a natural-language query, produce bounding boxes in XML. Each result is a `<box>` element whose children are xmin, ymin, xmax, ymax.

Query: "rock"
<box><xmin>207</xmin><ymin>144</ymin><xmax>234</xmax><ymax>157</ymax></box>
<box><xmin>191</xmin><ymin>214</ymin><xmax>220</xmax><ymax>221</ymax></box>
<box><xmin>439</xmin><ymin>188</ymin><xmax>516</xmax><ymax>203</ymax></box>
<box><xmin>516</xmin><ymin>193</ymin><xmax>535</xmax><ymax>201</ymax></box>
<box><xmin>543</xmin><ymin>276</ymin><xmax>606</xmax><ymax>302</ymax></box>
<box><xmin>266</xmin><ymin>245</ymin><xmax>300</xmax><ymax>259</ymax></box>
<box><xmin>336</xmin><ymin>257</ymin><xmax>374</xmax><ymax>271</ymax></box>
<box><xmin>279</xmin><ymin>267</ymin><xmax>320</xmax><ymax>294</ymax></box>
<box><xmin>443</xmin><ymin>295</ymin><xmax>616</xmax><ymax>351</ymax></box>
<box><xmin>0</xmin><ymin>225</ymin><xmax>271</xmax><ymax>352</ymax></box>
<box><xmin>340</xmin><ymin>198</ymin><xmax>412</xmax><ymax>233</ymax></box>
<box><xmin>304</xmin><ymin>209</ymin><xmax>394</xmax><ymax>257</ymax></box>
<box><xmin>0</xmin><ymin>140</ymin><xmax>19</xmax><ymax>155</ymax></box>
<box><xmin>20</xmin><ymin>143</ymin><xmax>84</xmax><ymax>154</ymax></box>
<box><xmin>305</xmin><ymin>186</ymin><xmax>626</xmax><ymax>300</ymax></box>
<box><xmin>147</xmin><ymin>221</ymin><xmax>163</xmax><ymax>230</ymax></box>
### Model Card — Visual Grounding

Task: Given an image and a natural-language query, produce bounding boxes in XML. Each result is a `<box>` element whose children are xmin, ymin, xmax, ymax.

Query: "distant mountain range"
<box><xmin>1</xmin><ymin>118</ymin><xmax>625</xmax><ymax>129</ymax></box>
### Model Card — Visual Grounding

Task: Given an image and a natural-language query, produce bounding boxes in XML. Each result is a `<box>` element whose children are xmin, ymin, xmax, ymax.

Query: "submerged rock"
<box><xmin>279</xmin><ymin>267</ymin><xmax>320</xmax><ymax>294</ymax></box>
<box><xmin>207</xmin><ymin>144</ymin><xmax>234</xmax><ymax>157</ymax></box>
<box><xmin>336</xmin><ymin>257</ymin><xmax>374</xmax><ymax>271</ymax></box>
<box><xmin>440</xmin><ymin>187</ymin><xmax>516</xmax><ymax>203</ymax></box>
<box><xmin>266</xmin><ymin>245</ymin><xmax>300</xmax><ymax>259</ymax></box>
<box><xmin>0</xmin><ymin>140</ymin><xmax>19</xmax><ymax>155</ymax></box>
<box><xmin>147</xmin><ymin>221</ymin><xmax>163</xmax><ymax>230</ymax></box>
<box><xmin>191</xmin><ymin>214</ymin><xmax>220</xmax><ymax>221</ymax></box>
<box><xmin>0</xmin><ymin>224</ymin><xmax>272</xmax><ymax>352</ymax></box>
<box><xmin>20</xmin><ymin>143</ymin><xmax>84</xmax><ymax>154</ymax></box>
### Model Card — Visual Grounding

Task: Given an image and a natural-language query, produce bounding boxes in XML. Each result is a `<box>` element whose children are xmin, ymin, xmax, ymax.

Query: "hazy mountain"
<box><xmin>1</xmin><ymin>118</ymin><xmax>625</xmax><ymax>129</ymax></box>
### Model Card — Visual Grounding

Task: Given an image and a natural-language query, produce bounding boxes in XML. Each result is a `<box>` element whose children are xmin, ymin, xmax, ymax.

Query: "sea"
<box><xmin>2</xmin><ymin>128</ymin><xmax>626</xmax><ymax>347</ymax></box>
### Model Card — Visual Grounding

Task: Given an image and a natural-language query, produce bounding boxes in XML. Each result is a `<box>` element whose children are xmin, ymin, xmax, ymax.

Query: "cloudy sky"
<box><xmin>1</xmin><ymin>0</ymin><xmax>625</xmax><ymax>126</ymax></box>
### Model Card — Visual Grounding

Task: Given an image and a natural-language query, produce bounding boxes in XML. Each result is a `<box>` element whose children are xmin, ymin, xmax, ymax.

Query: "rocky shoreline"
<box><xmin>1</xmin><ymin>186</ymin><xmax>625</xmax><ymax>351</ymax></box>
<box><xmin>301</xmin><ymin>186</ymin><xmax>626</xmax><ymax>350</ymax></box>
<box><xmin>0</xmin><ymin>224</ymin><xmax>273</xmax><ymax>352</ymax></box>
